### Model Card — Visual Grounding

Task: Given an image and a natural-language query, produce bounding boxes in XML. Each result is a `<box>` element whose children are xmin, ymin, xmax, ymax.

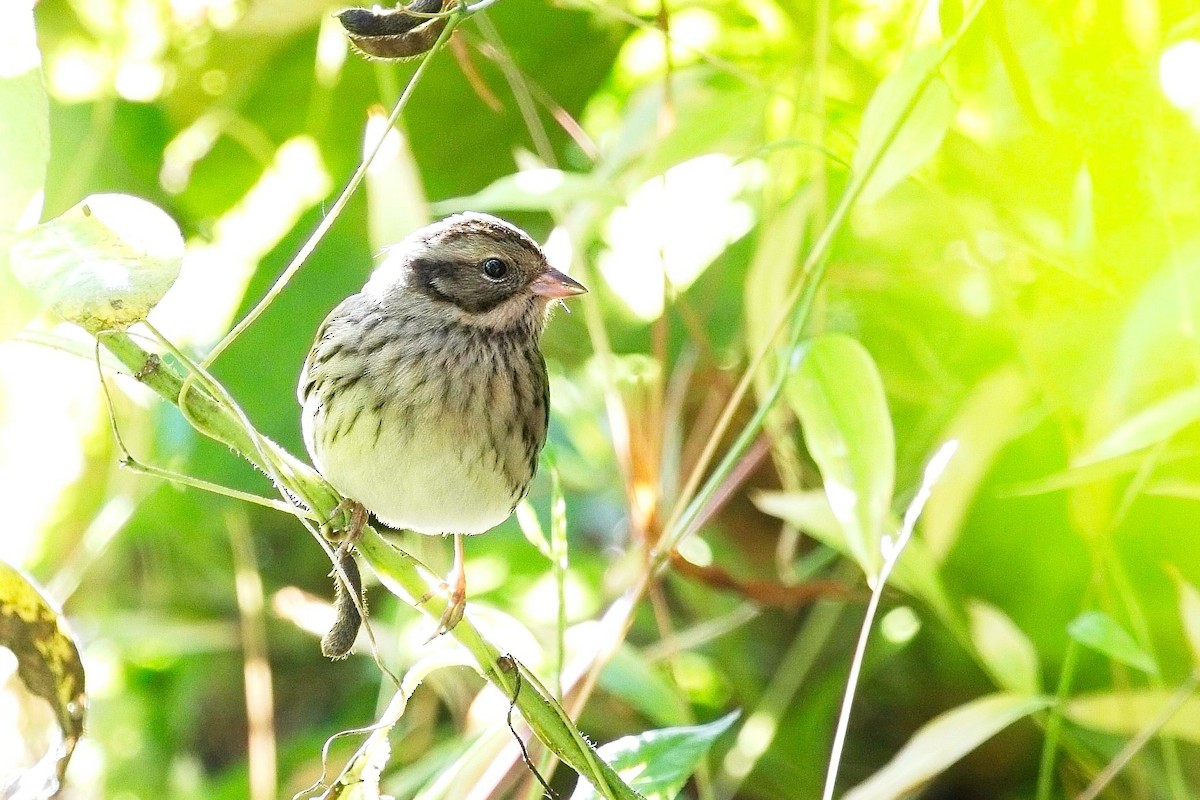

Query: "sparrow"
<box><xmin>298</xmin><ymin>213</ymin><xmax>586</xmax><ymax>654</ymax></box>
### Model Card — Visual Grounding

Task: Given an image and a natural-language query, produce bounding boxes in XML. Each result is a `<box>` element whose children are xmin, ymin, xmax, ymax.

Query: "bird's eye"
<box><xmin>482</xmin><ymin>258</ymin><xmax>508</xmax><ymax>280</ymax></box>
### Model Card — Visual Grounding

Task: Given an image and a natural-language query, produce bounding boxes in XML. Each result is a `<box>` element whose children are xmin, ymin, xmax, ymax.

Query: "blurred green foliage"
<box><xmin>5</xmin><ymin>0</ymin><xmax>1200</xmax><ymax>798</ymax></box>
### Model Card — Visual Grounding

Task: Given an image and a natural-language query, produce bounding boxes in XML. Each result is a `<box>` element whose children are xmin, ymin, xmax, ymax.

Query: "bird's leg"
<box><xmin>322</xmin><ymin>498</ymin><xmax>369</xmax><ymax>551</ymax></box>
<box><xmin>431</xmin><ymin>533</ymin><xmax>468</xmax><ymax>638</ymax></box>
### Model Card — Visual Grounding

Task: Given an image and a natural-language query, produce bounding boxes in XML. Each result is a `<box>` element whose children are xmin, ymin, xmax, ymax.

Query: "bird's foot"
<box><xmin>322</xmin><ymin>498</ymin><xmax>369</xmax><ymax>547</ymax></box>
<box><xmin>426</xmin><ymin>580</ymin><xmax>466</xmax><ymax>641</ymax></box>
<box><xmin>424</xmin><ymin>535</ymin><xmax>468</xmax><ymax>641</ymax></box>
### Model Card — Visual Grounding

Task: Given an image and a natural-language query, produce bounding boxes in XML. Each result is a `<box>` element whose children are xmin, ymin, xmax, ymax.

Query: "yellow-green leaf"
<box><xmin>1167</xmin><ymin>567</ymin><xmax>1200</xmax><ymax>665</ymax></box>
<box><xmin>854</xmin><ymin>47</ymin><xmax>957</xmax><ymax>205</ymax></box>
<box><xmin>967</xmin><ymin>600</ymin><xmax>1041</xmax><ymax>694</ymax></box>
<box><xmin>1075</xmin><ymin>386</ymin><xmax>1200</xmax><ymax>467</ymax></box>
<box><xmin>1067</xmin><ymin>611</ymin><xmax>1158</xmax><ymax>675</ymax></box>
<box><xmin>753</xmin><ymin>489</ymin><xmax>957</xmax><ymax>624</ymax></box>
<box><xmin>571</xmin><ymin>712</ymin><xmax>738</xmax><ymax>800</ymax></box>
<box><xmin>0</xmin><ymin>560</ymin><xmax>86</xmax><ymax>793</ymax></box>
<box><xmin>844</xmin><ymin>694</ymin><xmax>1050</xmax><ymax>800</ymax></box>
<box><xmin>922</xmin><ymin>368</ymin><xmax>1032</xmax><ymax>560</ymax></box>
<box><xmin>1065</xmin><ymin>690</ymin><xmax>1200</xmax><ymax>743</ymax></box>
<box><xmin>786</xmin><ymin>334</ymin><xmax>895</xmax><ymax>580</ymax></box>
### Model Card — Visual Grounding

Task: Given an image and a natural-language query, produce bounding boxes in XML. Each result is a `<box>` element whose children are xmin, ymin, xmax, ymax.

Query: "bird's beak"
<box><xmin>530</xmin><ymin>268</ymin><xmax>588</xmax><ymax>299</ymax></box>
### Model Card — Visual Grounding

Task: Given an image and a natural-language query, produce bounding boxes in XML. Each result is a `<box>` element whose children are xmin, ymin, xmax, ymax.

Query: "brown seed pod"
<box><xmin>320</xmin><ymin>549</ymin><xmax>363</xmax><ymax>660</ymax></box>
<box><xmin>337</xmin><ymin>0</ymin><xmax>454</xmax><ymax>61</ymax></box>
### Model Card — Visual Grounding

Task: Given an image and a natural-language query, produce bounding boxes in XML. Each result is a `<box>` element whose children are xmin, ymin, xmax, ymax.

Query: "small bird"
<box><xmin>298</xmin><ymin>213</ymin><xmax>586</xmax><ymax>648</ymax></box>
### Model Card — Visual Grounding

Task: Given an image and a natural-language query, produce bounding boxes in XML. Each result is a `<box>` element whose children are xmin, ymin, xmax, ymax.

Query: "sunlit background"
<box><xmin>5</xmin><ymin>0</ymin><xmax>1200</xmax><ymax>797</ymax></box>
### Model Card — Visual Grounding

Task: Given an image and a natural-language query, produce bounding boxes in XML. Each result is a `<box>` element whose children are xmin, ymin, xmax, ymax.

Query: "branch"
<box><xmin>98</xmin><ymin>331</ymin><xmax>640</xmax><ymax>800</ymax></box>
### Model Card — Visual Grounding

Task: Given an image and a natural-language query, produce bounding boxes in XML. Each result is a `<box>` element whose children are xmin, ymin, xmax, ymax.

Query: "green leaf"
<box><xmin>603</xmin><ymin>70</ymin><xmax>769</xmax><ymax>183</ymax></box>
<box><xmin>0</xmin><ymin>560</ymin><xmax>86</xmax><ymax>794</ymax></box>
<box><xmin>570</xmin><ymin>712</ymin><xmax>739</xmax><ymax>800</ymax></box>
<box><xmin>1106</xmin><ymin>238</ymin><xmax>1200</xmax><ymax>415</ymax></box>
<box><xmin>967</xmin><ymin>600</ymin><xmax>1041</xmax><ymax>694</ymax></box>
<box><xmin>786</xmin><ymin>334</ymin><xmax>895</xmax><ymax>580</ymax></box>
<box><xmin>0</xmin><ymin>0</ymin><xmax>49</xmax><ymax>339</ymax></box>
<box><xmin>745</xmin><ymin>193</ymin><xmax>812</xmax><ymax>400</ymax></box>
<box><xmin>843</xmin><ymin>694</ymin><xmax>1050</xmax><ymax>800</ymax></box>
<box><xmin>1065</xmin><ymin>690</ymin><xmax>1200</xmax><ymax>743</ymax></box>
<box><xmin>431</xmin><ymin>169</ymin><xmax>617</xmax><ymax>215</ymax></box>
<box><xmin>1166</xmin><ymin>567</ymin><xmax>1200</xmax><ymax>665</ymax></box>
<box><xmin>515</xmin><ymin>499</ymin><xmax>553</xmax><ymax>559</ymax></box>
<box><xmin>1068</xmin><ymin>164</ymin><xmax>1095</xmax><ymax>265</ymax></box>
<box><xmin>853</xmin><ymin>47</ymin><xmax>957</xmax><ymax>204</ymax></box>
<box><xmin>938</xmin><ymin>0</ymin><xmax>964</xmax><ymax>38</ymax></box>
<box><xmin>922</xmin><ymin>367</ymin><xmax>1032</xmax><ymax>560</ymax></box>
<box><xmin>1075</xmin><ymin>386</ymin><xmax>1200</xmax><ymax>466</ymax></box>
<box><xmin>600</xmin><ymin>645</ymin><xmax>691</xmax><ymax>727</ymax></box>
<box><xmin>1067</xmin><ymin>611</ymin><xmax>1158</xmax><ymax>675</ymax></box>
<box><xmin>10</xmin><ymin>194</ymin><xmax>184</xmax><ymax>332</ymax></box>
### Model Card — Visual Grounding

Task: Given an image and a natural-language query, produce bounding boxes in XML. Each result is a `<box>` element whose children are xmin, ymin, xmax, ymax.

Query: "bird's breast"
<box><xmin>303</xmin><ymin>329</ymin><xmax>547</xmax><ymax>535</ymax></box>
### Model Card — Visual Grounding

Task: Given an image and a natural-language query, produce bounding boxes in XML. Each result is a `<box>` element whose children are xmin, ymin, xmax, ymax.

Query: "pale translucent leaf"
<box><xmin>0</xmin><ymin>0</ymin><xmax>49</xmax><ymax>339</ymax></box>
<box><xmin>843</xmin><ymin>694</ymin><xmax>1050</xmax><ymax>800</ymax></box>
<box><xmin>854</xmin><ymin>47</ymin><xmax>957</xmax><ymax>204</ymax></box>
<box><xmin>752</xmin><ymin>490</ymin><xmax>955</xmax><ymax>624</ymax></box>
<box><xmin>364</xmin><ymin>111</ymin><xmax>428</xmax><ymax>253</ymax></box>
<box><xmin>1167</xmin><ymin>568</ymin><xmax>1200</xmax><ymax>665</ymax></box>
<box><xmin>744</xmin><ymin>192</ymin><xmax>811</xmax><ymax>401</ymax></box>
<box><xmin>1066</xmin><ymin>690</ymin><xmax>1200</xmax><ymax>743</ymax></box>
<box><xmin>1076</xmin><ymin>386</ymin><xmax>1200</xmax><ymax>466</ymax></box>
<box><xmin>1107</xmin><ymin>239</ymin><xmax>1200</xmax><ymax>414</ymax></box>
<box><xmin>967</xmin><ymin>600</ymin><xmax>1041</xmax><ymax>694</ymax></box>
<box><xmin>10</xmin><ymin>194</ymin><xmax>184</xmax><ymax>332</ymax></box>
<box><xmin>923</xmin><ymin>367</ymin><xmax>1032</xmax><ymax>560</ymax></box>
<box><xmin>431</xmin><ymin>169</ymin><xmax>616</xmax><ymax>215</ymax></box>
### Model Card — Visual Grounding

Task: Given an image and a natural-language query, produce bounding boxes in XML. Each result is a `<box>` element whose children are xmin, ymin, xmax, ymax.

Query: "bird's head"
<box><xmin>368</xmin><ymin>213</ymin><xmax>587</xmax><ymax>333</ymax></box>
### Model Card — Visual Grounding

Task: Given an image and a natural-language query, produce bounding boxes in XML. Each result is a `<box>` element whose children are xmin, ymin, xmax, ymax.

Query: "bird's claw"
<box><xmin>424</xmin><ymin>578</ymin><xmax>467</xmax><ymax>642</ymax></box>
<box><xmin>322</xmin><ymin>498</ymin><xmax>369</xmax><ymax>546</ymax></box>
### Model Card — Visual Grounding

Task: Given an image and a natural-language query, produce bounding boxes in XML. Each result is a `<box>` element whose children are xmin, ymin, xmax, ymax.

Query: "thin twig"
<box><xmin>186</xmin><ymin>12</ymin><xmax>463</xmax><ymax>383</ymax></box>
<box><xmin>820</xmin><ymin>442</ymin><xmax>957</xmax><ymax>800</ymax></box>
<box><xmin>1076</xmin><ymin>666</ymin><xmax>1200</xmax><ymax>800</ymax></box>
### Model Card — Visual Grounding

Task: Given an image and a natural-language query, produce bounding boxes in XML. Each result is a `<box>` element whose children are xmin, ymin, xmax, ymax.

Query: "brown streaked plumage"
<box><xmin>299</xmin><ymin>213</ymin><xmax>586</xmax><ymax>655</ymax></box>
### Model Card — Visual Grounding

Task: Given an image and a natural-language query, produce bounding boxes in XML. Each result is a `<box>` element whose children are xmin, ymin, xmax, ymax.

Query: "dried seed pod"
<box><xmin>320</xmin><ymin>549</ymin><xmax>363</xmax><ymax>660</ymax></box>
<box><xmin>337</xmin><ymin>0</ymin><xmax>453</xmax><ymax>61</ymax></box>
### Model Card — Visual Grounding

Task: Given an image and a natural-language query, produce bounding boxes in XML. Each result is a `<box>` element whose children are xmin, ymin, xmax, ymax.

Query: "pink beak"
<box><xmin>530</xmin><ymin>267</ymin><xmax>588</xmax><ymax>299</ymax></box>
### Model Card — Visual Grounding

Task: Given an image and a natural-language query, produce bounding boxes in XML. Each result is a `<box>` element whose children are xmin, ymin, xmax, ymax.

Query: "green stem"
<box><xmin>189</xmin><ymin>10</ymin><xmax>463</xmax><ymax>380</ymax></box>
<box><xmin>357</xmin><ymin>533</ymin><xmax>638</xmax><ymax>800</ymax></box>
<box><xmin>98</xmin><ymin>331</ymin><xmax>640</xmax><ymax>800</ymax></box>
<box><xmin>123</xmin><ymin>457</ymin><xmax>308</xmax><ymax>517</ymax></box>
<box><xmin>1036</xmin><ymin>638</ymin><xmax>1079</xmax><ymax>800</ymax></box>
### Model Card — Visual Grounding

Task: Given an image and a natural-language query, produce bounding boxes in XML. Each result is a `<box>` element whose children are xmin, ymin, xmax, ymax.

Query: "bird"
<box><xmin>298</xmin><ymin>213</ymin><xmax>587</xmax><ymax>651</ymax></box>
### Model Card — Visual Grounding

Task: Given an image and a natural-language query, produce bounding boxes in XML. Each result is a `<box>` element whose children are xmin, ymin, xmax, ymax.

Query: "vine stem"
<box><xmin>97</xmin><ymin>330</ymin><xmax>641</xmax><ymax>800</ymax></box>
<box><xmin>184</xmin><ymin>10</ymin><xmax>463</xmax><ymax>385</ymax></box>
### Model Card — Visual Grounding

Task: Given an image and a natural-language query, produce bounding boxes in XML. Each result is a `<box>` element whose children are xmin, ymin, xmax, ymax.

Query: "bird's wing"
<box><xmin>297</xmin><ymin>294</ymin><xmax>364</xmax><ymax>406</ymax></box>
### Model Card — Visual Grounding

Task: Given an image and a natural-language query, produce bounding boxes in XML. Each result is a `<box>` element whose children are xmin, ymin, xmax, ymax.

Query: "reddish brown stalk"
<box><xmin>451</xmin><ymin>33</ymin><xmax>504</xmax><ymax>111</ymax></box>
<box><xmin>668</xmin><ymin>552</ymin><xmax>858</xmax><ymax>608</ymax></box>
